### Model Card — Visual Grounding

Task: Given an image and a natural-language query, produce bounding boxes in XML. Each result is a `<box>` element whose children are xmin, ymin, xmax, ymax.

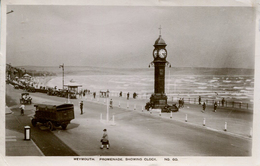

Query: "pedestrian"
<box><xmin>80</xmin><ymin>91</ymin><xmax>83</xmax><ymax>98</ymax></box>
<box><xmin>107</xmin><ymin>89</ymin><xmax>109</xmax><ymax>97</ymax></box>
<box><xmin>182</xmin><ymin>98</ymin><xmax>185</xmax><ymax>108</ymax></box>
<box><xmin>213</xmin><ymin>101</ymin><xmax>217</xmax><ymax>112</ymax></box>
<box><xmin>79</xmin><ymin>91</ymin><xmax>82</xmax><ymax>98</ymax></box>
<box><xmin>178</xmin><ymin>98</ymin><xmax>182</xmax><ymax>108</ymax></box>
<box><xmin>198</xmin><ymin>96</ymin><xmax>201</xmax><ymax>105</ymax></box>
<box><xmin>19</xmin><ymin>104</ymin><xmax>25</xmax><ymax>115</ymax></box>
<box><xmin>83</xmin><ymin>91</ymin><xmax>85</xmax><ymax>97</ymax></box>
<box><xmin>127</xmin><ymin>92</ymin><xmax>129</xmax><ymax>100</ymax></box>
<box><xmin>93</xmin><ymin>92</ymin><xmax>96</xmax><ymax>99</ymax></box>
<box><xmin>110</xmin><ymin>99</ymin><xmax>113</xmax><ymax>109</ymax></box>
<box><xmin>119</xmin><ymin>91</ymin><xmax>122</xmax><ymax>97</ymax></box>
<box><xmin>222</xmin><ymin>98</ymin><xmax>225</xmax><ymax>107</ymax></box>
<box><xmin>80</xmin><ymin>101</ymin><xmax>83</xmax><ymax>115</ymax></box>
<box><xmin>201</xmin><ymin>102</ymin><xmax>206</xmax><ymax>113</ymax></box>
<box><xmin>100</xmin><ymin>129</ymin><xmax>109</xmax><ymax>149</ymax></box>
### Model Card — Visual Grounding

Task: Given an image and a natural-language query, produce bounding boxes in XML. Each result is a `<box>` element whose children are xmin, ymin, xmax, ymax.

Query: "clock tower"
<box><xmin>148</xmin><ymin>28</ymin><xmax>171</xmax><ymax>110</ymax></box>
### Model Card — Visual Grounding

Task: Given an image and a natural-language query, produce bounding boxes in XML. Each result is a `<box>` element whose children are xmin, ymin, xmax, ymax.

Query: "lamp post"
<box><xmin>59</xmin><ymin>63</ymin><xmax>64</xmax><ymax>89</ymax></box>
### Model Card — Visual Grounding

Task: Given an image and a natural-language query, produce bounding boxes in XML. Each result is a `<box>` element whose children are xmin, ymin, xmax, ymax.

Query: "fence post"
<box><xmin>224</xmin><ymin>122</ymin><xmax>227</xmax><ymax>131</ymax></box>
<box><xmin>203</xmin><ymin>118</ymin><xmax>206</xmax><ymax>126</ymax></box>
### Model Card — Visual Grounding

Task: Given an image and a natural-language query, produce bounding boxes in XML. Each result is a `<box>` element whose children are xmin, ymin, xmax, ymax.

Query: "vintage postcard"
<box><xmin>1</xmin><ymin>0</ymin><xmax>259</xmax><ymax>166</ymax></box>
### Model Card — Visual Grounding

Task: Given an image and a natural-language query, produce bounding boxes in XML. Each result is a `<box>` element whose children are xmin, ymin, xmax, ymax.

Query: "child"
<box><xmin>100</xmin><ymin>129</ymin><xmax>109</xmax><ymax>149</ymax></box>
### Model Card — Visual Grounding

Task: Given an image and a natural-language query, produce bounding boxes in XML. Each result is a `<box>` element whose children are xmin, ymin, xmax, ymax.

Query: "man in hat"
<box><xmin>201</xmin><ymin>101</ymin><xmax>206</xmax><ymax>113</ymax></box>
<box><xmin>80</xmin><ymin>101</ymin><xmax>83</xmax><ymax>115</ymax></box>
<box><xmin>100</xmin><ymin>129</ymin><xmax>109</xmax><ymax>149</ymax></box>
<box><xmin>213</xmin><ymin>101</ymin><xmax>217</xmax><ymax>112</ymax></box>
<box><xmin>110</xmin><ymin>99</ymin><xmax>113</xmax><ymax>109</ymax></box>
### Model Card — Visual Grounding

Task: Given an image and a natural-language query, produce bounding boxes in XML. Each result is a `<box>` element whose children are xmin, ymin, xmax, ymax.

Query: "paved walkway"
<box><xmin>80</xmin><ymin>93</ymin><xmax>253</xmax><ymax>139</ymax></box>
<box><xmin>4</xmin><ymin>90</ymin><xmax>253</xmax><ymax>156</ymax></box>
<box><xmin>5</xmin><ymin>107</ymin><xmax>43</xmax><ymax>156</ymax></box>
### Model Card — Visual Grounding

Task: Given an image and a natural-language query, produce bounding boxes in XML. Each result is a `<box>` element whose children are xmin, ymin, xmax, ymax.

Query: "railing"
<box><xmin>107</xmin><ymin>91</ymin><xmax>253</xmax><ymax>110</ymax></box>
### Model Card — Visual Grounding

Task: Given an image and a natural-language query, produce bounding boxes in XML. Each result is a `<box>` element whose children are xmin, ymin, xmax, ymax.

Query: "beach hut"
<box><xmin>22</xmin><ymin>73</ymin><xmax>32</xmax><ymax>82</ymax></box>
<box><xmin>23</xmin><ymin>73</ymin><xmax>31</xmax><ymax>78</ymax></box>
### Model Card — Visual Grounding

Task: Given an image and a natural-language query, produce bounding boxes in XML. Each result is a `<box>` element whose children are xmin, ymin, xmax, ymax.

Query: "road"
<box><xmin>6</xmin><ymin>84</ymin><xmax>252</xmax><ymax>156</ymax></box>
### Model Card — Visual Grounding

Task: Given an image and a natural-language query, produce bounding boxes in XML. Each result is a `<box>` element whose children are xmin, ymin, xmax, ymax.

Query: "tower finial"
<box><xmin>159</xmin><ymin>25</ymin><xmax>162</xmax><ymax>36</ymax></box>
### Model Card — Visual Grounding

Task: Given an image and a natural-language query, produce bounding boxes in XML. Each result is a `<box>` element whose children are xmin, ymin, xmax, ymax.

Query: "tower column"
<box><xmin>148</xmin><ymin>30</ymin><xmax>171</xmax><ymax>110</ymax></box>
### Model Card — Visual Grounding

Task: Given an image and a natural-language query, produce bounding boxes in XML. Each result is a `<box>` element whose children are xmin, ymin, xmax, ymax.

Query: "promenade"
<box><xmin>81</xmin><ymin>93</ymin><xmax>253</xmax><ymax>139</ymax></box>
<box><xmin>5</xmin><ymin>84</ymin><xmax>253</xmax><ymax>156</ymax></box>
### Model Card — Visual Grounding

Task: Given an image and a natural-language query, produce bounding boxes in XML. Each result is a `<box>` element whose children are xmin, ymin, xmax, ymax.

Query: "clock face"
<box><xmin>159</xmin><ymin>49</ymin><xmax>167</xmax><ymax>58</ymax></box>
<box><xmin>153</xmin><ymin>49</ymin><xmax>158</xmax><ymax>58</ymax></box>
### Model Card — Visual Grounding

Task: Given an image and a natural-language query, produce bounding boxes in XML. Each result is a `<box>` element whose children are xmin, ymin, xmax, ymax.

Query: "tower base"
<box><xmin>149</xmin><ymin>93</ymin><xmax>167</xmax><ymax>109</ymax></box>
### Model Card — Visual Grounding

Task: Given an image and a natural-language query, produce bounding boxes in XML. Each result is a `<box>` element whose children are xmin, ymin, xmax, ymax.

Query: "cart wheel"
<box><xmin>31</xmin><ymin>119</ymin><xmax>37</xmax><ymax>127</ymax></box>
<box><xmin>47</xmin><ymin>121</ymin><xmax>54</xmax><ymax>131</ymax></box>
<box><xmin>61</xmin><ymin>124</ymin><xmax>68</xmax><ymax>130</ymax></box>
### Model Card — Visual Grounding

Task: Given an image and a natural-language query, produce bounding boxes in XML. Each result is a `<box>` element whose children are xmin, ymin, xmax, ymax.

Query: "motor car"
<box><xmin>20</xmin><ymin>92</ymin><xmax>32</xmax><ymax>104</ymax></box>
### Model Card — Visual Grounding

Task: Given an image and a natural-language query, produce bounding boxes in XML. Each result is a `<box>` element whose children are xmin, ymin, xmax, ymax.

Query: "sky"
<box><xmin>6</xmin><ymin>5</ymin><xmax>256</xmax><ymax>68</ymax></box>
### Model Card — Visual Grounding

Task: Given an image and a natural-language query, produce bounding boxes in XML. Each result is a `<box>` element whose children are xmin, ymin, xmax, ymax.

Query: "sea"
<box><xmin>27</xmin><ymin>66</ymin><xmax>254</xmax><ymax>104</ymax></box>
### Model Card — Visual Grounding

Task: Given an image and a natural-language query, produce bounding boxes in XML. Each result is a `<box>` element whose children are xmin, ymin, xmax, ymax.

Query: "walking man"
<box><xmin>100</xmin><ymin>129</ymin><xmax>109</xmax><ymax>149</ymax></box>
<box><xmin>198</xmin><ymin>96</ymin><xmax>201</xmax><ymax>105</ymax></box>
<box><xmin>178</xmin><ymin>98</ymin><xmax>182</xmax><ymax>108</ymax></box>
<box><xmin>222</xmin><ymin>98</ymin><xmax>225</xmax><ymax>107</ymax></box>
<box><xmin>127</xmin><ymin>92</ymin><xmax>129</xmax><ymax>100</ymax></box>
<box><xmin>110</xmin><ymin>99</ymin><xmax>113</xmax><ymax>109</ymax></box>
<box><xmin>201</xmin><ymin>101</ymin><xmax>206</xmax><ymax>113</ymax></box>
<box><xmin>213</xmin><ymin>101</ymin><xmax>217</xmax><ymax>112</ymax></box>
<box><xmin>19</xmin><ymin>104</ymin><xmax>25</xmax><ymax>116</ymax></box>
<box><xmin>182</xmin><ymin>98</ymin><xmax>185</xmax><ymax>108</ymax></box>
<box><xmin>80</xmin><ymin>101</ymin><xmax>83</xmax><ymax>115</ymax></box>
